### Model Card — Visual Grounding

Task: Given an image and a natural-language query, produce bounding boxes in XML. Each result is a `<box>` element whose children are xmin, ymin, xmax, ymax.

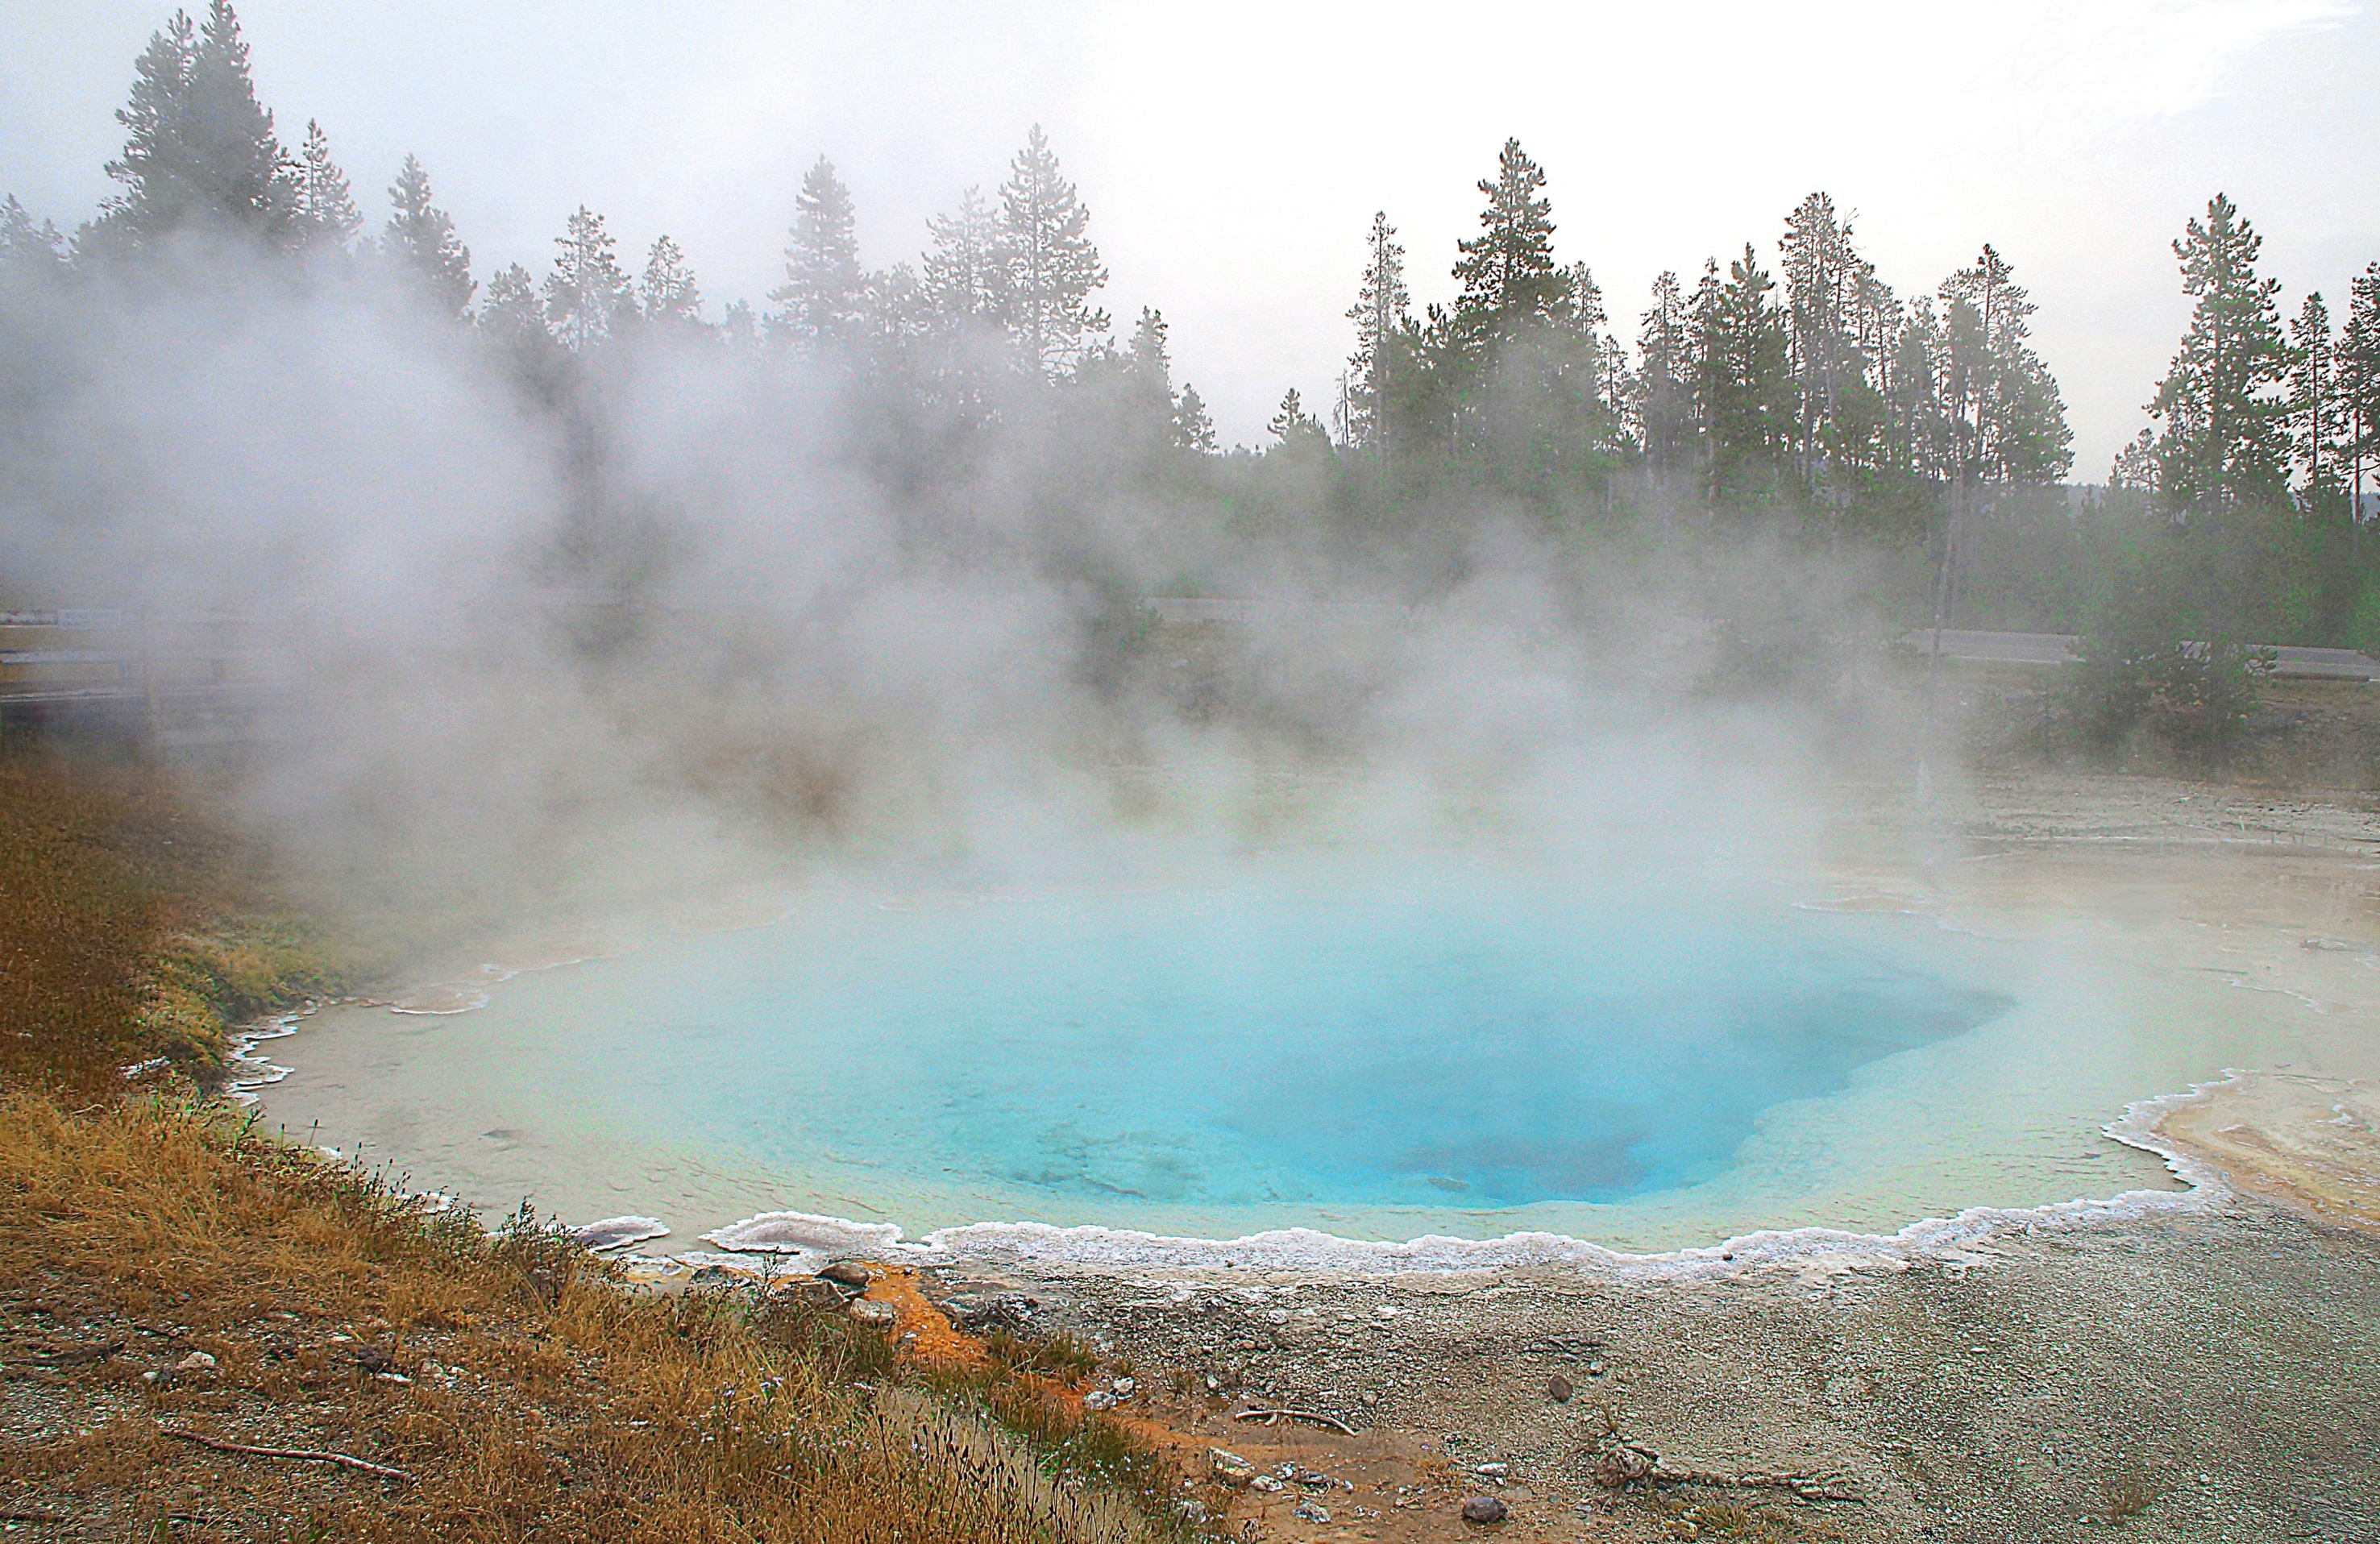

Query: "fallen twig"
<box><xmin>0</xmin><ymin>1509</ymin><xmax>68</xmax><ymax>1524</ymax></box>
<box><xmin>158</xmin><ymin>1426</ymin><xmax>411</xmax><ymax>1483</ymax></box>
<box><xmin>1232</xmin><ymin>1407</ymin><xmax>1358</xmax><ymax>1436</ymax></box>
<box><xmin>1654</xmin><ymin>1464</ymin><xmax>1866</xmax><ymax>1503</ymax></box>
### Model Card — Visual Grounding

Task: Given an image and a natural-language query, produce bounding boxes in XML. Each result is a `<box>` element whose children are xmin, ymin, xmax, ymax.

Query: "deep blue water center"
<box><xmin>591</xmin><ymin>873</ymin><xmax>2012</xmax><ymax>1214</ymax></box>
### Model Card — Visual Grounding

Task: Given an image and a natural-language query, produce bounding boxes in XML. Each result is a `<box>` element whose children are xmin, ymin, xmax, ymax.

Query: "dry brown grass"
<box><xmin>0</xmin><ymin>747</ymin><xmax>1206</xmax><ymax>1542</ymax></box>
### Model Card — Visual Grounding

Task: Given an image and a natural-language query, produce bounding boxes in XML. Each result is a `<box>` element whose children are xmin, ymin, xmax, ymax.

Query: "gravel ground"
<box><xmin>920</xmin><ymin>1200</ymin><xmax>2378</xmax><ymax>1542</ymax></box>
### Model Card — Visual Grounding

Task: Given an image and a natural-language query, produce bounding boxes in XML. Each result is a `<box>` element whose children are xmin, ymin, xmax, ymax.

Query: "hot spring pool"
<box><xmin>259</xmin><ymin>856</ymin><xmax>2282</xmax><ymax>1256</ymax></box>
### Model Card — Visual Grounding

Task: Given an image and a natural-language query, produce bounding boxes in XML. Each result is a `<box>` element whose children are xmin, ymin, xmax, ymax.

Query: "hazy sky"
<box><xmin>3</xmin><ymin>0</ymin><xmax>2375</xmax><ymax>471</ymax></box>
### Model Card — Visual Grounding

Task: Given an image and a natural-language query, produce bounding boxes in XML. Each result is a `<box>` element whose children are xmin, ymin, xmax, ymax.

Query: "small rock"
<box><xmin>1473</xmin><ymin>1463</ymin><xmax>1509</xmax><ymax>1479</ymax></box>
<box><xmin>1360</xmin><ymin>1391</ymin><xmax>1380</xmax><ymax>1408</ymax></box>
<box><xmin>847</xmin><ymin>1300</ymin><xmax>899</xmax><ymax>1330</ymax></box>
<box><xmin>1294</xmin><ymin>1469</ymin><xmax>1331</xmax><ymax>1488</ymax></box>
<box><xmin>1110</xmin><ymin>1376</ymin><xmax>1136</xmax><ymax>1397</ymax></box>
<box><xmin>1293</xmin><ymin>1500</ymin><xmax>1331</xmax><ymax>1523</ymax></box>
<box><xmin>819</xmin><ymin>1261</ymin><xmax>873</xmax><ymax>1289</ymax></box>
<box><xmin>1460</xmin><ymin>1496</ymin><xmax>1509</xmax><ymax>1524</ymax></box>
<box><xmin>1210</xmin><ymin>1448</ymin><xmax>1256</xmax><ymax>1486</ymax></box>
<box><xmin>373</xmin><ymin>1372</ymin><xmax>412</xmax><ymax>1384</ymax></box>
<box><xmin>1082</xmin><ymin>1390</ymin><xmax>1116</xmax><ymax>1411</ymax></box>
<box><xmin>780</xmin><ymin>1278</ymin><xmax>849</xmax><ymax>1309</ymax></box>
<box><xmin>1586</xmin><ymin>1359</ymin><xmax>1606</xmax><ymax>1376</ymax></box>
<box><xmin>352</xmin><ymin>1345</ymin><xmax>393</xmax><ymax>1375</ymax></box>
<box><xmin>1248</xmin><ymin>1475</ymin><xmax>1285</xmax><ymax>1493</ymax></box>
<box><xmin>142</xmin><ymin>1368</ymin><xmax>175</xmax><ymax>1387</ymax></box>
<box><xmin>1548</xmin><ymin>1374</ymin><xmax>1573</xmax><ymax>1403</ymax></box>
<box><xmin>175</xmin><ymin>1351</ymin><xmax>217</xmax><ymax>1374</ymax></box>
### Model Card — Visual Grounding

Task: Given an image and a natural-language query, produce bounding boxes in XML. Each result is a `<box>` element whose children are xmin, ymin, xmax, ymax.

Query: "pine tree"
<box><xmin>95</xmin><ymin>2</ymin><xmax>293</xmax><ymax>250</ymax></box>
<box><xmin>1938</xmin><ymin>244</ymin><xmax>2071</xmax><ymax>485</ymax></box>
<box><xmin>1173</xmin><ymin>382</ymin><xmax>1217</xmax><ymax>453</ymax></box>
<box><xmin>1635</xmin><ymin>270</ymin><xmax>1693</xmax><ymax>481</ymax></box>
<box><xmin>1268</xmin><ymin>387</ymin><xmax>1330</xmax><ymax>454</ymax></box>
<box><xmin>382</xmin><ymin>155</ymin><xmax>474</xmax><ymax>318</ymax></box>
<box><xmin>542</xmin><ymin>205</ymin><xmax>629</xmax><ymax>351</ymax></box>
<box><xmin>769</xmin><ymin>156</ymin><xmax>863</xmax><ymax>347</ymax></box>
<box><xmin>94</xmin><ymin>9</ymin><xmax>199</xmax><ymax>251</ymax></box>
<box><xmin>2148</xmin><ymin>193</ymin><xmax>2292</xmax><ymax>515</ymax></box>
<box><xmin>995</xmin><ymin>125</ymin><xmax>1108</xmax><ymax>376</ymax></box>
<box><xmin>1449</xmin><ymin>138</ymin><xmax>1567</xmax><ymax>345</ymax></box>
<box><xmin>2287</xmin><ymin>291</ymin><xmax>2345</xmax><ymax>508</ymax></box>
<box><xmin>0</xmin><ymin>196</ymin><xmax>69</xmax><ymax>272</ymax></box>
<box><xmin>1344</xmin><ymin>210</ymin><xmax>1409</xmax><ymax>454</ymax></box>
<box><xmin>639</xmin><ymin>234</ymin><xmax>704</xmax><ymax>333</ymax></box>
<box><xmin>1691</xmin><ymin>245</ymin><xmax>1793</xmax><ymax>503</ymax></box>
<box><xmin>721</xmin><ymin>298</ymin><xmax>760</xmax><ymax>352</ymax></box>
<box><xmin>288</xmin><ymin>120</ymin><xmax>360</xmax><ymax>253</ymax></box>
<box><xmin>922</xmin><ymin>185</ymin><xmax>1003</xmax><ymax>322</ymax></box>
<box><xmin>2109</xmin><ymin>427</ymin><xmax>2160</xmax><ymax>492</ymax></box>
<box><xmin>478</xmin><ymin>262</ymin><xmax>546</xmax><ymax>344</ymax></box>
<box><xmin>1779</xmin><ymin>192</ymin><xmax>1862</xmax><ymax>483</ymax></box>
<box><xmin>2346</xmin><ymin>264</ymin><xmax>2380</xmax><ymax>522</ymax></box>
<box><xmin>1127</xmin><ymin>305</ymin><xmax>1173</xmax><ymax>405</ymax></box>
<box><xmin>188</xmin><ymin>1</ymin><xmax>289</xmax><ymax>226</ymax></box>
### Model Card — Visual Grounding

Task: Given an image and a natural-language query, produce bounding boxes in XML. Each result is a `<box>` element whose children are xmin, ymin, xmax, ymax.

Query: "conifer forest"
<box><xmin>7</xmin><ymin>0</ymin><xmax>2380</xmax><ymax>689</ymax></box>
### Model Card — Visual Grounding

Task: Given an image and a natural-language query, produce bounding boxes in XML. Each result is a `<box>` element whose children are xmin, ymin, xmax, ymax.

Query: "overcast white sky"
<box><xmin>3</xmin><ymin>1</ymin><xmax>2375</xmax><ymax>471</ymax></box>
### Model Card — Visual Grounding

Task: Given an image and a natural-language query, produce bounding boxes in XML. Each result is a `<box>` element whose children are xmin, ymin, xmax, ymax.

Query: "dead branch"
<box><xmin>1652</xmin><ymin>1465</ymin><xmax>1866</xmax><ymax>1503</ymax></box>
<box><xmin>158</xmin><ymin>1426</ymin><xmax>412</xmax><ymax>1483</ymax></box>
<box><xmin>1231</xmin><ymin>1407</ymin><xmax>1358</xmax><ymax>1436</ymax></box>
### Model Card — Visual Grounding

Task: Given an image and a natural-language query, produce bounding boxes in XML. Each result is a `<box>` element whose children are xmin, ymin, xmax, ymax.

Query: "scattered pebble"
<box><xmin>1549</xmin><ymin>1373</ymin><xmax>1574</xmax><ymax>1402</ymax></box>
<box><xmin>1460</xmin><ymin>1496</ymin><xmax>1509</xmax><ymax>1524</ymax></box>
<box><xmin>174</xmin><ymin>1351</ymin><xmax>216</xmax><ymax>1373</ymax></box>
<box><xmin>1293</xmin><ymin>1500</ymin><xmax>1331</xmax><ymax>1523</ymax></box>
<box><xmin>847</xmin><ymin>1300</ymin><xmax>898</xmax><ymax>1330</ymax></box>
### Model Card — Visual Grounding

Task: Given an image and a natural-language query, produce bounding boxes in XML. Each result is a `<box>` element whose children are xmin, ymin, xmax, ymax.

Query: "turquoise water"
<box><xmin>498</xmin><ymin>870</ymin><xmax>2009</xmax><ymax>1218</ymax></box>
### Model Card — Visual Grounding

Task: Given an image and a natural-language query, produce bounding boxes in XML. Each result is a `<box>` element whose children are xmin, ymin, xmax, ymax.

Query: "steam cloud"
<box><xmin>1</xmin><ymin>247</ymin><xmax>1917</xmax><ymax>937</ymax></box>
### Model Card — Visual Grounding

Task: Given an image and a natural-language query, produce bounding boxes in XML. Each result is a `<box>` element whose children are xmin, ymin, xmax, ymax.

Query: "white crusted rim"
<box><xmin>677</xmin><ymin>1079</ymin><xmax>2237</xmax><ymax>1282</ymax></box>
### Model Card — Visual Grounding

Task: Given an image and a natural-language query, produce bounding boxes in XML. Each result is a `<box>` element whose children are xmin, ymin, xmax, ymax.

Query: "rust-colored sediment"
<box><xmin>2158</xmin><ymin>1072</ymin><xmax>2380</xmax><ymax>1233</ymax></box>
<box><xmin>861</xmin><ymin>1263</ymin><xmax>992</xmax><ymax>1368</ymax></box>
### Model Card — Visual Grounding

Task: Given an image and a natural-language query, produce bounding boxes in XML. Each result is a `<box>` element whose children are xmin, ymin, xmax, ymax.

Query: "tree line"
<box><xmin>6</xmin><ymin>0</ymin><xmax>2380</xmax><ymax>663</ymax></box>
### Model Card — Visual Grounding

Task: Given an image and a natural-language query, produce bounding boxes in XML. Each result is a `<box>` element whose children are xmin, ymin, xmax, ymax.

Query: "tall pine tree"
<box><xmin>921</xmin><ymin>185</ymin><xmax>1003</xmax><ymax>323</ymax></box>
<box><xmin>94</xmin><ymin>2</ymin><xmax>294</xmax><ymax>251</ymax></box>
<box><xmin>1449</xmin><ymin>138</ymin><xmax>1567</xmax><ymax>347</ymax></box>
<box><xmin>639</xmin><ymin>235</ymin><xmax>704</xmax><ymax>334</ymax></box>
<box><xmin>2149</xmin><ymin>193</ymin><xmax>2291</xmax><ymax>516</ymax></box>
<box><xmin>542</xmin><ymin>205</ymin><xmax>629</xmax><ymax>351</ymax></box>
<box><xmin>2287</xmin><ymin>291</ymin><xmax>2345</xmax><ymax>510</ymax></box>
<box><xmin>2345</xmin><ymin>264</ymin><xmax>2380</xmax><ymax>521</ymax></box>
<box><xmin>770</xmin><ymin>156</ymin><xmax>864</xmax><ymax>348</ymax></box>
<box><xmin>289</xmin><ymin>120</ymin><xmax>360</xmax><ymax>254</ymax></box>
<box><xmin>382</xmin><ymin>155</ymin><xmax>475</xmax><ymax>318</ymax></box>
<box><xmin>1344</xmin><ymin>210</ymin><xmax>1409</xmax><ymax>454</ymax></box>
<box><xmin>995</xmin><ymin>125</ymin><xmax>1108</xmax><ymax>376</ymax></box>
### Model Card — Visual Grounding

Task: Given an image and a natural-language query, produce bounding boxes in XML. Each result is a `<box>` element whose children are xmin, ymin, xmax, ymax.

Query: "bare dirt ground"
<box><xmin>922</xmin><ymin>1199</ymin><xmax>2377</xmax><ymax>1543</ymax></box>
